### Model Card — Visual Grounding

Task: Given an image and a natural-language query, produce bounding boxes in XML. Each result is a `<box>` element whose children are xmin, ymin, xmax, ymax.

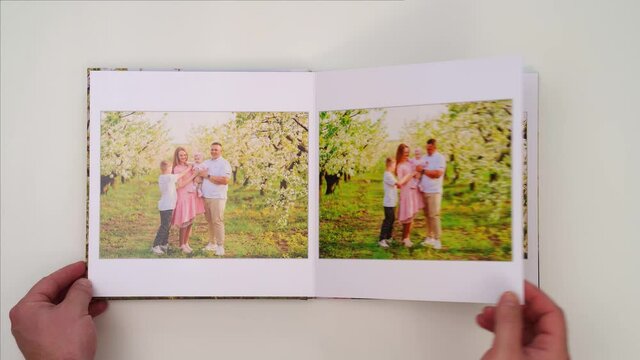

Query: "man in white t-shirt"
<box><xmin>417</xmin><ymin>139</ymin><xmax>446</xmax><ymax>249</ymax></box>
<box><xmin>199</xmin><ymin>142</ymin><xmax>232</xmax><ymax>256</ymax></box>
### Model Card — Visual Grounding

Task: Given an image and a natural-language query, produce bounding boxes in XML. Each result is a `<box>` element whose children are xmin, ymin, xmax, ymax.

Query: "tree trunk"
<box><xmin>469</xmin><ymin>182</ymin><xmax>475</xmax><ymax>191</ymax></box>
<box><xmin>325</xmin><ymin>174</ymin><xmax>340</xmax><ymax>195</ymax></box>
<box><xmin>260</xmin><ymin>179</ymin><xmax>267</xmax><ymax>196</ymax></box>
<box><xmin>232</xmin><ymin>168</ymin><xmax>237</xmax><ymax>184</ymax></box>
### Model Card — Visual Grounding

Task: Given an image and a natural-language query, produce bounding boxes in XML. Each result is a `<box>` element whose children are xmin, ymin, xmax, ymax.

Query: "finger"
<box><xmin>61</xmin><ymin>278</ymin><xmax>94</xmax><ymax>314</ymax></box>
<box><xmin>492</xmin><ymin>291</ymin><xmax>523</xmax><ymax>355</ymax></box>
<box><xmin>476</xmin><ymin>306</ymin><xmax>496</xmax><ymax>332</ymax></box>
<box><xmin>524</xmin><ymin>281</ymin><xmax>559</xmax><ymax>317</ymax></box>
<box><xmin>24</xmin><ymin>261</ymin><xmax>87</xmax><ymax>303</ymax></box>
<box><xmin>523</xmin><ymin>281</ymin><xmax>567</xmax><ymax>347</ymax></box>
<box><xmin>88</xmin><ymin>300</ymin><xmax>109</xmax><ymax>317</ymax></box>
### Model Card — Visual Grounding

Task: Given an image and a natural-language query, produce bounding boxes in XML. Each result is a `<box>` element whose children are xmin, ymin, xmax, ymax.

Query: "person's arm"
<box><xmin>383</xmin><ymin>173</ymin><xmax>397</xmax><ymax>187</ymax></box>
<box><xmin>207</xmin><ymin>160</ymin><xmax>232</xmax><ymax>185</ymax></box>
<box><xmin>396</xmin><ymin>173</ymin><xmax>415</xmax><ymax>186</ymax></box>
<box><xmin>424</xmin><ymin>169</ymin><xmax>444</xmax><ymax>179</ymax></box>
<box><xmin>207</xmin><ymin>175</ymin><xmax>229</xmax><ymax>185</ymax></box>
<box><xmin>395</xmin><ymin>166</ymin><xmax>415</xmax><ymax>186</ymax></box>
<box><xmin>176</xmin><ymin>166</ymin><xmax>198</xmax><ymax>189</ymax></box>
<box><xmin>476</xmin><ymin>281</ymin><xmax>569</xmax><ymax>360</ymax></box>
<box><xmin>10</xmin><ymin>262</ymin><xmax>108</xmax><ymax>360</ymax></box>
<box><xmin>424</xmin><ymin>156</ymin><xmax>444</xmax><ymax>179</ymax></box>
<box><xmin>174</xmin><ymin>165</ymin><xmax>193</xmax><ymax>181</ymax></box>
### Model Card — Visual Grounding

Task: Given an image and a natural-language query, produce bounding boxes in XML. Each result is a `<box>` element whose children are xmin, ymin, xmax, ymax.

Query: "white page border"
<box><xmin>524</xmin><ymin>73</ymin><xmax>539</xmax><ymax>286</ymax></box>
<box><xmin>88</xmin><ymin>70</ymin><xmax>316</xmax><ymax>297</ymax></box>
<box><xmin>315</xmin><ymin>57</ymin><xmax>524</xmax><ymax>303</ymax></box>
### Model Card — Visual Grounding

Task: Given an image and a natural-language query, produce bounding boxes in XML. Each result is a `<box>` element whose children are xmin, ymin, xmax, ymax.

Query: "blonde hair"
<box><xmin>160</xmin><ymin>160</ymin><xmax>170</xmax><ymax>171</ymax></box>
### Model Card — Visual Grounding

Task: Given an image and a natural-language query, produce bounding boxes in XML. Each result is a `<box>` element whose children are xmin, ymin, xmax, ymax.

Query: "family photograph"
<box><xmin>99</xmin><ymin>111</ymin><xmax>309</xmax><ymax>259</ymax></box>
<box><xmin>319</xmin><ymin>100</ymin><xmax>513</xmax><ymax>261</ymax></box>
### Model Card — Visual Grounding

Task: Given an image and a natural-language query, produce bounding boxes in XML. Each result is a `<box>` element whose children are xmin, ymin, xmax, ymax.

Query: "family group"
<box><xmin>379</xmin><ymin>139</ymin><xmax>446</xmax><ymax>249</ymax></box>
<box><xmin>151</xmin><ymin>142</ymin><xmax>233</xmax><ymax>256</ymax></box>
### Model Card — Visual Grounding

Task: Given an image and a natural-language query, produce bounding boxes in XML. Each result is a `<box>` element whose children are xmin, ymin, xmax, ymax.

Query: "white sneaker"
<box><xmin>422</xmin><ymin>238</ymin><xmax>442</xmax><ymax>250</ymax></box>
<box><xmin>215</xmin><ymin>245</ymin><xmax>225</xmax><ymax>256</ymax></box>
<box><xmin>151</xmin><ymin>246</ymin><xmax>164</xmax><ymax>255</ymax></box>
<box><xmin>421</xmin><ymin>237</ymin><xmax>435</xmax><ymax>247</ymax></box>
<box><xmin>204</xmin><ymin>243</ymin><xmax>216</xmax><ymax>251</ymax></box>
<box><xmin>378</xmin><ymin>239</ymin><xmax>390</xmax><ymax>248</ymax></box>
<box><xmin>180</xmin><ymin>245</ymin><xmax>192</xmax><ymax>254</ymax></box>
<box><xmin>160</xmin><ymin>244</ymin><xmax>169</xmax><ymax>252</ymax></box>
<box><xmin>402</xmin><ymin>238</ymin><xmax>413</xmax><ymax>248</ymax></box>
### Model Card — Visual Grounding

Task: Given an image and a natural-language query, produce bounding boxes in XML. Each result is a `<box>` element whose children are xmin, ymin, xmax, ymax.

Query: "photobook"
<box><xmin>87</xmin><ymin>57</ymin><xmax>526</xmax><ymax>303</ymax></box>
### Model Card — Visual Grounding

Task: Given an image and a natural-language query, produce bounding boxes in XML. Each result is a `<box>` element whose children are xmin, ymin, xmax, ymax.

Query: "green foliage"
<box><xmin>101</xmin><ymin>112</ymin><xmax>170</xmax><ymax>179</ymax></box>
<box><xmin>319</xmin><ymin>159</ymin><xmax>511</xmax><ymax>260</ymax></box>
<box><xmin>319</xmin><ymin>109</ymin><xmax>387</xmax><ymax>187</ymax></box>
<box><xmin>319</xmin><ymin>100</ymin><xmax>514</xmax><ymax>260</ymax></box>
<box><xmin>405</xmin><ymin>100</ymin><xmax>512</xmax><ymax>219</ymax></box>
<box><xmin>100</xmin><ymin>173</ymin><xmax>308</xmax><ymax>259</ymax></box>
<box><xmin>187</xmin><ymin>112</ymin><xmax>308</xmax><ymax>227</ymax></box>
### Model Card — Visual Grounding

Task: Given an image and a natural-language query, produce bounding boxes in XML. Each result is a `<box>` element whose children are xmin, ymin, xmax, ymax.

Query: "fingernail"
<box><xmin>76</xmin><ymin>278</ymin><xmax>92</xmax><ymax>288</ymax></box>
<box><xmin>501</xmin><ymin>291</ymin><xmax>518</xmax><ymax>306</ymax></box>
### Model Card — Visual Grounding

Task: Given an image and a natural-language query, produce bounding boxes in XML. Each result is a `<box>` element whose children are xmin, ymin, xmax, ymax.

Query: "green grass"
<box><xmin>100</xmin><ymin>173</ymin><xmax>308</xmax><ymax>259</ymax></box>
<box><xmin>319</xmin><ymin>161</ymin><xmax>511</xmax><ymax>261</ymax></box>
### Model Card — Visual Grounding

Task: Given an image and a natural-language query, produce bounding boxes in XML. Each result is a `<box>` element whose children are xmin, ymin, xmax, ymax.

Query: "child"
<box><xmin>190</xmin><ymin>151</ymin><xmax>208</xmax><ymax>198</ymax></box>
<box><xmin>406</xmin><ymin>148</ymin><xmax>422</xmax><ymax>189</ymax></box>
<box><xmin>379</xmin><ymin>157</ymin><xmax>398</xmax><ymax>248</ymax></box>
<box><xmin>151</xmin><ymin>160</ymin><xmax>192</xmax><ymax>255</ymax></box>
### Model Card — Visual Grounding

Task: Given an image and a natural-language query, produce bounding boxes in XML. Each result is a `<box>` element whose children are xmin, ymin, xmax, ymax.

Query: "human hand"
<box><xmin>10</xmin><ymin>261</ymin><xmax>108</xmax><ymax>360</ymax></box>
<box><xmin>476</xmin><ymin>281</ymin><xmax>569</xmax><ymax>360</ymax></box>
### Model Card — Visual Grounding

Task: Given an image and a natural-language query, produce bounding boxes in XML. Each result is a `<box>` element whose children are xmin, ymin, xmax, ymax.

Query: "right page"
<box><xmin>315</xmin><ymin>57</ymin><xmax>524</xmax><ymax>303</ymax></box>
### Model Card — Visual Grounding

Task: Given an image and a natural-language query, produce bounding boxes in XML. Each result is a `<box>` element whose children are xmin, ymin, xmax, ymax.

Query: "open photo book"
<box><xmin>88</xmin><ymin>57</ymin><xmax>537</xmax><ymax>303</ymax></box>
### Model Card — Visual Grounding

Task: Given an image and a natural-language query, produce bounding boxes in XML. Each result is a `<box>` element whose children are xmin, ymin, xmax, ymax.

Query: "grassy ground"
<box><xmin>319</xmin><ymin>161</ymin><xmax>512</xmax><ymax>261</ymax></box>
<box><xmin>100</xmin><ymin>173</ymin><xmax>308</xmax><ymax>259</ymax></box>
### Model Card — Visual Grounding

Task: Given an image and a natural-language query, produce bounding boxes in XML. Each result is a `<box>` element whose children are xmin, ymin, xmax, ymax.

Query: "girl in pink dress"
<box><xmin>171</xmin><ymin>147</ymin><xmax>205</xmax><ymax>254</ymax></box>
<box><xmin>395</xmin><ymin>143</ymin><xmax>424</xmax><ymax>247</ymax></box>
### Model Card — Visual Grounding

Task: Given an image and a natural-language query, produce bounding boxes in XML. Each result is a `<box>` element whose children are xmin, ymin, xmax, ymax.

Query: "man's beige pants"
<box><xmin>204</xmin><ymin>198</ymin><xmax>226</xmax><ymax>246</ymax></box>
<box><xmin>422</xmin><ymin>193</ymin><xmax>442</xmax><ymax>240</ymax></box>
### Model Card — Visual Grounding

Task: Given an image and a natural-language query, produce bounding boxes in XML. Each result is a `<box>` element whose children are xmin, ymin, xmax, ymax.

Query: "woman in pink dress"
<box><xmin>395</xmin><ymin>143</ymin><xmax>424</xmax><ymax>247</ymax></box>
<box><xmin>171</xmin><ymin>147</ymin><xmax>204</xmax><ymax>254</ymax></box>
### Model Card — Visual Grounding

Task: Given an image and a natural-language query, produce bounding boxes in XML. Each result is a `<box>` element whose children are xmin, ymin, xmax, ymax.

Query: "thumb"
<box><xmin>492</xmin><ymin>291</ymin><xmax>523</xmax><ymax>357</ymax></box>
<box><xmin>62</xmin><ymin>278</ymin><xmax>94</xmax><ymax>314</ymax></box>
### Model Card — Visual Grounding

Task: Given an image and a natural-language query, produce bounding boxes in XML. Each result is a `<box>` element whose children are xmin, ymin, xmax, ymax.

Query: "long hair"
<box><xmin>395</xmin><ymin>143</ymin><xmax>409</xmax><ymax>176</ymax></box>
<box><xmin>172</xmin><ymin>146</ymin><xmax>188</xmax><ymax>174</ymax></box>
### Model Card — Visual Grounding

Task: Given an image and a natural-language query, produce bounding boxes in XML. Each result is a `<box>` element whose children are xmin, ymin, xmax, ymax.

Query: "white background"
<box><xmin>2</xmin><ymin>1</ymin><xmax>639</xmax><ymax>359</ymax></box>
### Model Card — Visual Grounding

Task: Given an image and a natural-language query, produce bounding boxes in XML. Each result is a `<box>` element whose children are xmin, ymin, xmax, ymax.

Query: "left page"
<box><xmin>88</xmin><ymin>70</ymin><xmax>316</xmax><ymax>297</ymax></box>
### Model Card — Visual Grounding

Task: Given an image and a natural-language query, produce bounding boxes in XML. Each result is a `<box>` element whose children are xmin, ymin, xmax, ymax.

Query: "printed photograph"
<box><xmin>319</xmin><ymin>100</ymin><xmax>513</xmax><ymax>260</ymax></box>
<box><xmin>99</xmin><ymin>111</ymin><xmax>309</xmax><ymax>258</ymax></box>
